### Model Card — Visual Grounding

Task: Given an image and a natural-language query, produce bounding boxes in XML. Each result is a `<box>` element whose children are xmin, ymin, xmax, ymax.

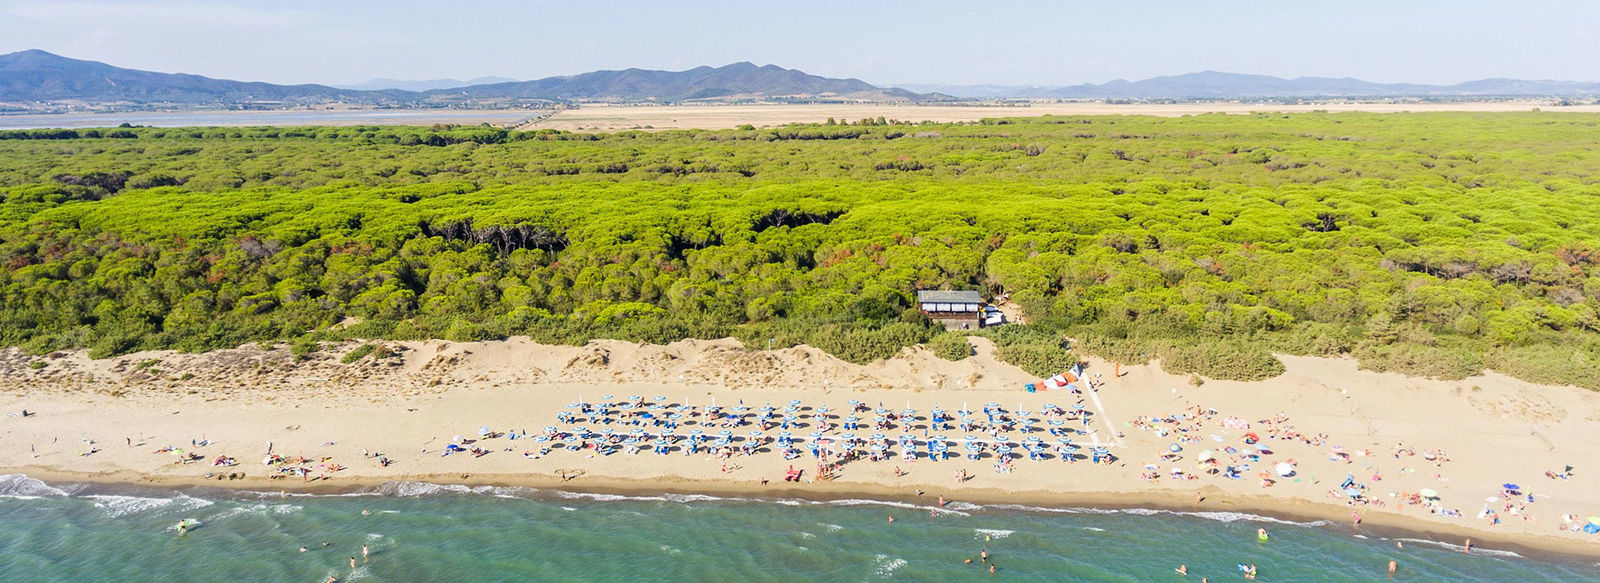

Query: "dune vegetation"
<box><xmin>3</xmin><ymin>112</ymin><xmax>1600</xmax><ymax>386</ymax></box>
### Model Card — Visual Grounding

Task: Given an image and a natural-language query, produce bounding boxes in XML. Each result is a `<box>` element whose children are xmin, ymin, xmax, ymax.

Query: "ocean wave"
<box><xmin>85</xmin><ymin>494</ymin><xmax>213</xmax><ymax>518</ymax></box>
<box><xmin>209</xmin><ymin>503</ymin><xmax>302</xmax><ymax>522</ymax></box>
<box><xmin>975</xmin><ymin>528</ymin><xmax>1014</xmax><ymax>539</ymax></box>
<box><xmin>1391</xmin><ymin>538</ymin><xmax>1523</xmax><ymax>558</ymax></box>
<box><xmin>983</xmin><ymin>503</ymin><xmax>1328</xmax><ymax>527</ymax></box>
<box><xmin>873</xmin><ymin>554</ymin><xmax>907</xmax><ymax>577</ymax></box>
<box><xmin>0</xmin><ymin>474</ymin><xmax>69</xmax><ymax>499</ymax></box>
<box><xmin>821</xmin><ymin>498</ymin><xmax>971</xmax><ymax>516</ymax></box>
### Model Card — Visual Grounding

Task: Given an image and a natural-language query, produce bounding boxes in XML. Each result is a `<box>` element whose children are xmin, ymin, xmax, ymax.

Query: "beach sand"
<box><xmin>2</xmin><ymin>336</ymin><xmax>1598</xmax><ymax>559</ymax></box>
<box><xmin>523</xmin><ymin>101</ymin><xmax>1600</xmax><ymax>131</ymax></box>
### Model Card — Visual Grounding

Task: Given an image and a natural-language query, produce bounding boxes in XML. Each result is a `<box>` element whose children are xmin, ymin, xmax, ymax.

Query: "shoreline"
<box><xmin>5</xmin><ymin>337</ymin><xmax>1600</xmax><ymax>570</ymax></box>
<box><xmin>10</xmin><ymin>467</ymin><xmax>1599</xmax><ymax>564</ymax></box>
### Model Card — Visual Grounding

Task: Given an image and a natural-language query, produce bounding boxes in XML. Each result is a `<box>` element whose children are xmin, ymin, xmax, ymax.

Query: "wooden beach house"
<box><xmin>916</xmin><ymin>290</ymin><xmax>984</xmax><ymax>330</ymax></box>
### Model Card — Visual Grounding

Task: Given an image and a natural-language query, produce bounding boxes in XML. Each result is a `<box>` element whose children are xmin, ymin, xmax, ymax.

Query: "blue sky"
<box><xmin>2</xmin><ymin>0</ymin><xmax>1596</xmax><ymax>86</ymax></box>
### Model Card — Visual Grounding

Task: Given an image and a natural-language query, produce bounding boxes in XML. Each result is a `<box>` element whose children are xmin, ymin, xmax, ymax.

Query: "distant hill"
<box><xmin>896</xmin><ymin>72</ymin><xmax>1600</xmax><ymax>100</ymax></box>
<box><xmin>0</xmin><ymin>49</ymin><xmax>407</xmax><ymax>105</ymax></box>
<box><xmin>0</xmin><ymin>51</ymin><xmax>923</xmax><ymax>106</ymax></box>
<box><xmin>335</xmin><ymin>76</ymin><xmax>519</xmax><ymax>92</ymax></box>
<box><xmin>427</xmin><ymin>62</ymin><xmax>921</xmax><ymax>102</ymax></box>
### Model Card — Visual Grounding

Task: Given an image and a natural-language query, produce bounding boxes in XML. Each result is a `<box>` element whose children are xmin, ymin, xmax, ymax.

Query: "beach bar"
<box><xmin>917</xmin><ymin>290</ymin><xmax>984</xmax><ymax>330</ymax></box>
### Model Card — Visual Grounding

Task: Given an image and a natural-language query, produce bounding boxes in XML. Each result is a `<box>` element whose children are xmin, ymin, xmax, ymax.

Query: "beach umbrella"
<box><xmin>817</xmin><ymin>405</ymin><xmax>831</xmax><ymax>413</ymax></box>
<box><xmin>749</xmin><ymin>431</ymin><xmax>764</xmax><ymax>438</ymax></box>
<box><xmin>841</xmin><ymin>433</ymin><xmax>856</xmax><ymax>440</ymax></box>
<box><xmin>623</xmin><ymin>438</ymin><xmax>639</xmax><ymax>445</ymax></box>
<box><xmin>874</xmin><ymin>407</ymin><xmax>889</xmax><ymax>415</ymax></box>
<box><xmin>690</xmin><ymin>429</ymin><xmax>704</xmax><ymax>436</ymax></box>
<box><xmin>901</xmin><ymin>408</ymin><xmax>916</xmax><ymax>418</ymax></box>
<box><xmin>628</xmin><ymin>395</ymin><xmax>642</xmax><ymax>401</ymax></box>
<box><xmin>1073</xmin><ymin>404</ymin><xmax>1085</xmax><ymax>410</ymax></box>
<box><xmin>601</xmin><ymin>428</ymin><xmax>615</xmax><ymax>436</ymax></box>
<box><xmin>631</xmin><ymin>428</ymin><xmax>646</xmax><ymax>436</ymax></box>
<box><xmin>1502</xmin><ymin>483</ymin><xmax>1521</xmax><ymax>491</ymax></box>
<box><xmin>534</xmin><ymin>435</ymin><xmax>550</xmax><ymax>442</ymax></box>
<box><xmin>655</xmin><ymin>395</ymin><xmax>667</xmax><ymax>402</ymax></box>
<box><xmin>1589</xmin><ymin>516</ymin><xmax>1600</xmax><ymax>526</ymax></box>
<box><xmin>1484</xmin><ymin>496</ymin><xmax>1498</xmax><ymax>503</ymax></box>
<box><xmin>1168</xmin><ymin>443</ymin><xmax>1182</xmax><ymax>453</ymax></box>
<box><xmin>601</xmin><ymin>395</ymin><xmax>614</xmax><ymax>401</ymax></box>
<box><xmin>718</xmin><ymin>430</ymin><xmax>733</xmax><ymax>437</ymax></box>
<box><xmin>563</xmin><ymin>435</ymin><xmax>580</xmax><ymax>443</ymax></box>
<box><xmin>848</xmin><ymin>399</ymin><xmax>861</xmax><ymax>407</ymax></box>
<box><xmin>566</xmin><ymin>402</ymin><xmax>583</xmax><ymax>409</ymax></box>
<box><xmin>617</xmin><ymin>402</ymin><xmax>634</xmax><ymax>410</ymax></box>
<box><xmin>1344</xmin><ymin>488</ymin><xmax>1362</xmax><ymax>498</ymax></box>
<box><xmin>1275</xmin><ymin>462</ymin><xmax>1294</xmax><ymax>477</ymax></box>
<box><xmin>1198</xmin><ymin>449</ymin><xmax>1215</xmax><ymax>462</ymax></box>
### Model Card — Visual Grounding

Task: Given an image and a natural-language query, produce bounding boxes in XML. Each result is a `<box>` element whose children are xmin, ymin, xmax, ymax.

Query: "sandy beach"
<box><xmin>522</xmin><ymin>101</ymin><xmax>1600</xmax><ymax>131</ymax></box>
<box><xmin>3</xmin><ymin>337</ymin><xmax>1599</xmax><ymax>559</ymax></box>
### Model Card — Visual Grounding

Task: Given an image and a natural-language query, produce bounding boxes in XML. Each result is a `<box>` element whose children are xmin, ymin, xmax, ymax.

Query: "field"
<box><xmin>4</xmin><ymin>112</ymin><xmax>1600</xmax><ymax>387</ymax></box>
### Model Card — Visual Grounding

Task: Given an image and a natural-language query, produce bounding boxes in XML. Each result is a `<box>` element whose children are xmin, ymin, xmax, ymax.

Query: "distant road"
<box><xmin>520</xmin><ymin>101</ymin><xmax>1600</xmax><ymax>131</ymax></box>
<box><xmin>0</xmin><ymin>108</ymin><xmax>548</xmax><ymax>130</ymax></box>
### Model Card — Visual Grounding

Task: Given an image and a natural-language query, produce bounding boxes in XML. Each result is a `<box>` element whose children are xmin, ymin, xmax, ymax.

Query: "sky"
<box><xmin>1</xmin><ymin>0</ymin><xmax>1597</xmax><ymax>87</ymax></box>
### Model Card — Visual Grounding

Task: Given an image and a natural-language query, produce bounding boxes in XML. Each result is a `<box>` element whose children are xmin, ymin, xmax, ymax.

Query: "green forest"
<box><xmin>3</xmin><ymin>112</ymin><xmax>1600</xmax><ymax>387</ymax></box>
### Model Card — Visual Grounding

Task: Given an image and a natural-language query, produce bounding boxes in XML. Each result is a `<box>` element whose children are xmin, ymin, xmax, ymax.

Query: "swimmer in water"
<box><xmin>980</xmin><ymin>549</ymin><xmax>988</xmax><ymax>564</ymax></box>
<box><xmin>1244</xmin><ymin>564</ymin><xmax>1257</xmax><ymax>580</ymax></box>
<box><xmin>361</xmin><ymin>508</ymin><xmax>371</xmax><ymax>516</ymax></box>
<box><xmin>1464</xmin><ymin>538</ymin><xmax>1472</xmax><ymax>554</ymax></box>
<box><xmin>888</xmin><ymin>515</ymin><xmax>895</xmax><ymax>524</ymax></box>
<box><xmin>362</xmin><ymin>544</ymin><xmax>369</xmax><ymax>562</ymax></box>
<box><xmin>1176</xmin><ymin>564</ymin><xmax>1187</xmax><ymax>575</ymax></box>
<box><xmin>349</xmin><ymin>556</ymin><xmax>357</xmax><ymax>570</ymax></box>
<box><xmin>1257</xmin><ymin>528</ymin><xmax>1268</xmax><ymax>542</ymax></box>
<box><xmin>1387</xmin><ymin>559</ymin><xmax>1397</xmax><ymax>577</ymax></box>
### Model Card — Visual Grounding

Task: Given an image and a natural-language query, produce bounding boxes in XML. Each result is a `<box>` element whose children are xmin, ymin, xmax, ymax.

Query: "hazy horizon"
<box><xmin>2</xmin><ymin>0</ymin><xmax>1597</xmax><ymax>88</ymax></box>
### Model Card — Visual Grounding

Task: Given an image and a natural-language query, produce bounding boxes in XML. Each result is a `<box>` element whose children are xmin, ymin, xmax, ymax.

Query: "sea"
<box><xmin>0</xmin><ymin>110</ymin><xmax>541</xmax><ymax>130</ymax></box>
<box><xmin>0</xmin><ymin>474</ymin><xmax>1593</xmax><ymax>582</ymax></box>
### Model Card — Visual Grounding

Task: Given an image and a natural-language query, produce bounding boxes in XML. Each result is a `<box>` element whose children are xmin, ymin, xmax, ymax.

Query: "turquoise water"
<box><xmin>1</xmin><ymin>475</ymin><xmax>1594</xmax><ymax>582</ymax></box>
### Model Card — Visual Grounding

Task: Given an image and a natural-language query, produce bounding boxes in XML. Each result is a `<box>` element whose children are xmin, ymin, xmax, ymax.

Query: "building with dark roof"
<box><xmin>916</xmin><ymin>290</ymin><xmax>984</xmax><ymax>330</ymax></box>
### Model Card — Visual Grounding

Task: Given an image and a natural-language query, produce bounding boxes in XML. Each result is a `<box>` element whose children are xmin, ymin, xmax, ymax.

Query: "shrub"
<box><xmin>927</xmin><ymin>332</ymin><xmax>973</xmax><ymax>361</ymax></box>
<box><xmin>1353</xmin><ymin>342</ymin><xmax>1484</xmax><ymax>380</ymax></box>
<box><xmin>1160</xmin><ymin>341</ymin><xmax>1286</xmax><ymax>381</ymax></box>
<box><xmin>995</xmin><ymin>342</ymin><xmax>1078</xmax><ymax>377</ymax></box>
<box><xmin>341</xmin><ymin>343</ymin><xmax>377</xmax><ymax>363</ymax></box>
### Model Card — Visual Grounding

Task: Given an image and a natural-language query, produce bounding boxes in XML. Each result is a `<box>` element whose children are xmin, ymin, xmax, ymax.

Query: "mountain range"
<box><xmin>893</xmin><ymin>72</ymin><xmax>1600</xmax><ymax>99</ymax></box>
<box><xmin>334</xmin><ymin>77</ymin><xmax>519</xmax><ymax>92</ymax></box>
<box><xmin>3</xmin><ymin>49</ymin><xmax>1599</xmax><ymax>109</ymax></box>
<box><xmin>0</xmin><ymin>50</ymin><xmax>917</xmax><ymax>106</ymax></box>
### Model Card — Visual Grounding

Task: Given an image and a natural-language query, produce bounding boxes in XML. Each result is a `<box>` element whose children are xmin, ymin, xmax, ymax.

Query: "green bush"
<box><xmin>927</xmin><ymin>332</ymin><xmax>973</xmax><ymax>361</ymax></box>
<box><xmin>341</xmin><ymin>343</ymin><xmax>377</xmax><ymax>363</ymax></box>
<box><xmin>994</xmin><ymin>342</ymin><xmax>1078</xmax><ymax>377</ymax></box>
<box><xmin>1160</xmin><ymin>341</ymin><xmax>1286</xmax><ymax>381</ymax></box>
<box><xmin>1353</xmin><ymin>342</ymin><xmax>1484</xmax><ymax>380</ymax></box>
